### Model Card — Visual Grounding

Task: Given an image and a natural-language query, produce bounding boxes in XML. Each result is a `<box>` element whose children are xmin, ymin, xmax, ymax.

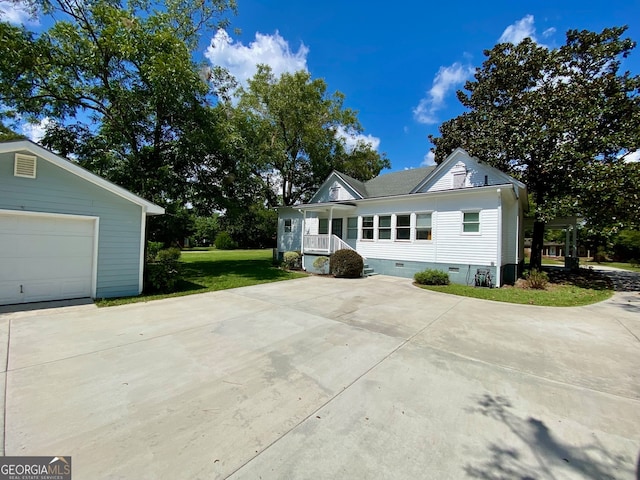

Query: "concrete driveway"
<box><xmin>1</xmin><ymin>275</ymin><xmax>639</xmax><ymax>479</ymax></box>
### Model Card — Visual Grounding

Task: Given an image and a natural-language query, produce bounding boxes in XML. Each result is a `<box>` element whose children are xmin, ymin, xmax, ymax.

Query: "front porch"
<box><xmin>296</xmin><ymin>201</ymin><xmax>358</xmax><ymax>255</ymax></box>
<box><xmin>303</xmin><ymin>234</ymin><xmax>354</xmax><ymax>255</ymax></box>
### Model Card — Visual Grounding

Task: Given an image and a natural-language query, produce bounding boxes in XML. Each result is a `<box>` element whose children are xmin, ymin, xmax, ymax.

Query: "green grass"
<box><xmin>584</xmin><ymin>261</ymin><xmax>640</xmax><ymax>273</ymax></box>
<box><xmin>418</xmin><ymin>281</ymin><xmax>613</xmax><ymax>307</ymax></box>
<box><xmin>97</xmin><ymin>249</ymin><xmax>306</xmax><ymax>307</ymax></box>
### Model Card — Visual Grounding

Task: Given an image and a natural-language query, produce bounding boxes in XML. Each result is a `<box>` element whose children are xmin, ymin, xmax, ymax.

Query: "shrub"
<box><xmin>283</xmin><ymin>251</ymin><xmax>301</xmax><ymax>270</ymax></box>
<box><xmin>313</xmin><ymin>256</ymin><xmax>330</xmax><ymax>274</ymax></box>
<box><xmin>524</xmin><ymin>269</ymin><xmax>549</xmax><ymax>290</ymax></box>
<box><xmin>214</xmin><ymin>231</ymin><xmax>237</xmax><ymax>250</ymax></box>
<box><xmin>330</xmin><ymin>249</ymin><xmax>363</xmax><ymax>278</ymax></box>
<box><xmin>145</xmin><ymin>247</ymin><xmax>182</xmax><ymax>293</ymax></box>
<box><xmin>414</xmin><ymin>269</ymin><xmax>450</xmax><ymax>285</ymax></box>
<box><xmin>594</xmin><ymin>246</ymin><xmax>608</xmax><ymax>263</ymax></box>
<box><xmin>146</xmin><ymin>241</ymin><xmax>164</xmax><ymax>263</ymax></box>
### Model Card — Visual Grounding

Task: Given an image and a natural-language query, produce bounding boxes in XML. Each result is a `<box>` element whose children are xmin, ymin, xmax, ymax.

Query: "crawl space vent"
<box><xmin>14</xmin><ymin>154</ymin><xmax>37</xmax><ymax>178</ymax></box>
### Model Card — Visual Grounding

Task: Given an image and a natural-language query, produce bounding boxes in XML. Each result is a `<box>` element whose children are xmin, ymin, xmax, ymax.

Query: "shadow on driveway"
<box><xmin>465</xmin><ymin>394</ymin><xmax>634</xmax><ymax>480</ymax></box>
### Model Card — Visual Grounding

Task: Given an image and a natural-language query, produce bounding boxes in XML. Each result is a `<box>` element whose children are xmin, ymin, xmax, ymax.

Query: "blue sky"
<box><xmin>205</xmin><ymin>0</ymin><xmax>640</xmax><ymax>170</ymax></box>
<box><xmin>3</xmin><ymin>0</ymin><xmax>640</xmax><ymax>170</ymax></box>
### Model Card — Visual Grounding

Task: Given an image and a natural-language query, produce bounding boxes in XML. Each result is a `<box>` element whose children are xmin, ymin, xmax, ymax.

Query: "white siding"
<box><xmin>432</xmin><ymin>194</ymin><xmax>499</xmax><ymax>265</ymax></box>
<box><xmin>421</xmin><ymin>152</ymin><xmax>506</xmax><ymax>193</ymax></box>
<box><xmin>312</xmin><ymin>177</ymin><xmax>358</xmax><ymax>202</ymax></box>
<box><xmin>277</xmin><ymin>208</ymin><xmax>303</xmax><ymax>252</ymax></box>
<box><xmin>352</xmin><ymin>190</ymin><xmax>500</xmax><ymax>266</ymax></box>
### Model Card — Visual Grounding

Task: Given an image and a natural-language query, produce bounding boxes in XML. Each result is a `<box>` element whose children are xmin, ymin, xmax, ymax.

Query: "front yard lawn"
<box><xmin>418</xmin><ymin>267</ymin><xmax>614</xmax><ymax>307</ymax></box>
<box><xmin>97</xmin><ymin>249</ymin><xmax>306</xmax><ymax>306</ymax></box>
<box><xmin>585</xmin><ymin>261</ymin><xmax>640</xmax><ymax>273</ymax></box>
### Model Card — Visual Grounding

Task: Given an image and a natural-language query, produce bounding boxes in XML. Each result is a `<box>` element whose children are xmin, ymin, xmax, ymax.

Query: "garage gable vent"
<box><xmin>14</xmin><ymin>154</ymin><xmax>37</xmax><ymax>178</ymax></box>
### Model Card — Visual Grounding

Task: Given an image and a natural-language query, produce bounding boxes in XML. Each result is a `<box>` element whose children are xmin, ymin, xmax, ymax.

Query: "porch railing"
<box><xmin>303</xmin><ymin>234</ymin><xmax>356</xmax><ymax>255</ymax></box>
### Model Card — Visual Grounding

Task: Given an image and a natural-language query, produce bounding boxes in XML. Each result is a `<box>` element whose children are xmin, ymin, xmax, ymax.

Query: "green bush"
<box><xmin>145</xmin><ymin>247</ymin><xmax>182</xmax><ymax>293</ymax></box>
<box><xmin>330</xmin><ymin>249</ymin><xmax>363</xmax><ymax>278</ymax></box>
<box><xmin>414</xmin><ymin>269</ymin><xmax>450</xmax><ymax>285</ymax></box>
<box><xmin>283</xmin><ymin>251</ymin><xmax>301</xmax><ymax>270</ymax></box>
<box><xmin>312</xmin><ymin>256</ymin><xmax>330</xmax><ymax>274</ymax></box>
<box><xmin>524</xmin><ymin>269</ymin><xmax>549</xmax><ymax>290</ymax></box>
<box><xmin>214</xmin><ymin>231</ymin><xmax>238</xmax><ymax>250</ymax></box>
<box><xmin>146</xmin><ymin>241</ymin><xmax>164</xmax><ymax>263</ymax></box>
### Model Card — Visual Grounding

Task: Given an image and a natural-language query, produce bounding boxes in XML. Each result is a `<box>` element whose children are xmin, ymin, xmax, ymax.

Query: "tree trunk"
<box><xmin>530</xmin><ymin>220</ymin><xmax>545</xmax><ymax>270</ymax></box>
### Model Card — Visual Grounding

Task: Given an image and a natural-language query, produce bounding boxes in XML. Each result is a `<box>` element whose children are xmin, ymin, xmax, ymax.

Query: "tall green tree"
<box><xmin>235</xmin><ymin>65</ymin><xmax>389</xmax><ymax>206</ymax></box>
<box><xmin>0</xmin><ymin>0</ymin><xmax>236</xmax><ymax>237</ymax></box>
<box><xmin>430</xmin><ymin>27</ymin><xmax>640</xmax><ymax>269</ymax></box>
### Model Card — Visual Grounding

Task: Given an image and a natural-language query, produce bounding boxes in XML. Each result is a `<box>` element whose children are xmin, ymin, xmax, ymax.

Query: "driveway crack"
<box><xmin>224</xmin><ymin>295</ymin><xmax>466</xmax><ymax>478</ymax></box>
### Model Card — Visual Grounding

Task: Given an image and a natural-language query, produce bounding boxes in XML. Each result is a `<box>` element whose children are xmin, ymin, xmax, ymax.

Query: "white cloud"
<box><xmin>0</xmin><ymin>0</ymin><xmax>36</xmax><ymax>25</ymax></box>
<box><xmin>499</xmin><ymin>15</ymin><xmax>537</xmax><ymax>44</ymax></box>
<box><xmin>421</xmin><ymin>151</ymin><xmax>436</xmax><ymax>166</ymax></box>
<box><xmin>335</xmin><ymin>125</ymin><xmax>380</xmax><ymax>152</ymax></box>
<box><xmin>624</xmin><ymin>150</ymin><xmax>640</xmax><ymax>163</ymax></box>
<box><xmin>21</xmin><ymin>117</ymin><xmax>51</xmax><ymax>142</ymax></box>
<box><xmin>413</xmin><ymin>62</ymin><xmax>473</xmax><ymax>124</ymax></box>
<box><xmin>542</xmin><ymin>27</ymin><xmax>556</xmax><ymax>38</ymax></box>
<box><xmin>205</xmin><ymin>30</ymin><xmax>309</xmax><ymax>87</ymax></box>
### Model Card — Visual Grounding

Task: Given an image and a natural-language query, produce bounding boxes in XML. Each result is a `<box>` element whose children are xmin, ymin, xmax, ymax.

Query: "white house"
<box><xmin>276</xmin><ymin>148</ymin><xmax>528</xmax><ymax>286</ymax></box>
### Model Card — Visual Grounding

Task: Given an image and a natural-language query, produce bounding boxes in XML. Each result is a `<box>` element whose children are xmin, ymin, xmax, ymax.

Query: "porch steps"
<box><xmin>363</xmin><ymin>264</ymin><xmax>378</xmax><ymax>277</ymax></box>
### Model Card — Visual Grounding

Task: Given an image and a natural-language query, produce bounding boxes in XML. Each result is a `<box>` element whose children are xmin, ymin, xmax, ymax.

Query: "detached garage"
<box><xmin>0</xmin><ymin>140</ymin><xmax>164</xmax><ymax>305</ymax></box>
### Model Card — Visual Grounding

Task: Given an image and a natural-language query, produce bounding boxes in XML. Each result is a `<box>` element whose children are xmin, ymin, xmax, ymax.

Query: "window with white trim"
<box><xmin>347</xmin><ymin>217</ymin><xmax>358</xmax><ymax>240</ymax></box>
<box><xmin>462</xmin><ymin>211</ymin><xmax>480</xmax><ymax>233</ymax></box>
<box><xmin>415</xmin><ymin>213</ymin><xmax>432</xmax><ymax>240</ymax></box>
<box><xmin>361</xmin><ymin>216</ymin><xmax>374</xmax><ymax>240</ymax></box>
<box><xmin>378</xmin><ymin>215</ymin><xmax>391</xmax><ymax>240</ymax></box>
<box><xmin>284</xmin><ymin>219</ymin><xmax>292</xmax><ymax>233</ymax></box>
<box><xmin>396</xmin><ymin>214</ymin><xmax>411</xmax><ymax>241</ymax></box>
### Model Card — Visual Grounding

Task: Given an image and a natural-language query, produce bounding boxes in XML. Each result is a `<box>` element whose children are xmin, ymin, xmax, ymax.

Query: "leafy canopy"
<box><xmin>429</xmin><ymin>26</ymin><xmax>640</xmax><ymax>266</ymax></box>
<box><xmin>234</xmin><ymin>65</ymin><xmax>390</xmax><ymax>206</ymax></box>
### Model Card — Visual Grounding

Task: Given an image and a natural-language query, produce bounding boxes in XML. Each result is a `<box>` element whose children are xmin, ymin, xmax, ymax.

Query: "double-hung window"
<box><xmin>396</xmin><ymin>214</ymin><xmax>411</xmax><ymax>241</ymax></box>
<box><xmin>378</xmin><ymin>215</ymin><xmax>391</xmax><ymax>240</ymax></box>
<box><xmin>284</xmin><ymin>219</ymin><xmax>292</xmax><ymax>233</ymax></box>
<box><xmin>347</xmin><ymin>217</ymin><xmax>358</xmax><ymax>240</ymax></box>
<box><xmin>462</xmin><ymin>211</ymin><xmax>480</xmax><ymax>233</ymax></box>
<box><xmin>318</xmin><ymin>218</ymin><xmax>329</xmax><ymax>235</ymax></box>
<box><xmin>361</xmin><ymin>216</ymin><xmax>374</xmax><ymax>240</ymax></box>
<box><xmin>415</xmin><ymin>213</ymin><xmax>432</xmax><ymax>240</ymax></box>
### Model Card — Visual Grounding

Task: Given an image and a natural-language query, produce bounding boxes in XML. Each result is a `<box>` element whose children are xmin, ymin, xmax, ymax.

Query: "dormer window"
<box><xmin>329</xmin><ymin>185</ymin><xmax>341</xmax><ymax>201</ymax></box>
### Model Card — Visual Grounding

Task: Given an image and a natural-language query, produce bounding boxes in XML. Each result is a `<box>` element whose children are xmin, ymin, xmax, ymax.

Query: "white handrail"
<box><xmin>331</xmin><ymin>235</ymin><xmax>354</xmax><ymax>253</ymax></box>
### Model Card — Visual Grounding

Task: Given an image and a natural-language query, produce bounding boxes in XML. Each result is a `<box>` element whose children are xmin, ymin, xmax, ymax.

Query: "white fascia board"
<box><xmin>0</xmin><ymin>140</ymin><xmax>165</xmax><ymax>215</ymax></box>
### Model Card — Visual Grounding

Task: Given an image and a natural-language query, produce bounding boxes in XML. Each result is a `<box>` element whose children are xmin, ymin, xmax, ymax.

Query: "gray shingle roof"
<box><xmin>338</xmin><ymin>166</ymin><xmax>436</xmax><ymax>199</ymax></box>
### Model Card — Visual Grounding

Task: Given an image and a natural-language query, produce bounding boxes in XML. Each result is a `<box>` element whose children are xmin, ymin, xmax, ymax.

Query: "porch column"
<box><xmin>328</xmin><ymin>207</ymin><xmax>334</xmax><ymax>254</ymax></box>
<box><xmin>565</xmin><ymin>227</ymin><xmax>571</xmax><ymax>258</ymax></box>
<box><xmin>301</xmin><ymin>209</ymin><xmax>306</xmax><ymax>254</ymax></box>
<box><xmin>572</xmin><ymin>224</ymin><xmax>578</xmax><ymax>258</ymax></box>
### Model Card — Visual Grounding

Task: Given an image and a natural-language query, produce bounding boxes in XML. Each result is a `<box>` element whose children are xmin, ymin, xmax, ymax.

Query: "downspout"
<box><xmin>495</xmin><ymin>188</ymin><xmax>502</xmax><ymax>287</ymax></box>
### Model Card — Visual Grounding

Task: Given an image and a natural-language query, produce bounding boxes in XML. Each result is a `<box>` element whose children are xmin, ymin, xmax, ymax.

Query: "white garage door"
<box><xmin>0</xmin><ymin>212</ymin><xmax>95</xmax><ymax>305</ymax></box>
